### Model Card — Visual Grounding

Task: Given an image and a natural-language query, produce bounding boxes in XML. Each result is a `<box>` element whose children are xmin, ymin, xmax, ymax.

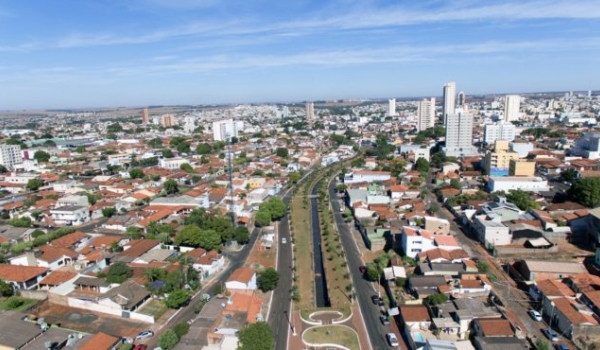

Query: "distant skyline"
<box><xmin>1</xmin><ymin>0</ymin><xmax>599</xmax><ymax>110</ymax></box>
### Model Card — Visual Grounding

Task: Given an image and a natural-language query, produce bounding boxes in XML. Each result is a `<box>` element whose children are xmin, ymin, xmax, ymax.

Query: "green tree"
<box><xmin>260</xmin><ymin>197</ymin><xmax>287</xmax><ymax>221</ymax></box>
<box><xmin>414</xmin><ymin>157</ymin><xmax>430</xmax><ymax>173</ymax></box>
<box><xmin>0</xmin><ymin>164</ymin><xmax>8</xmax><ymax>173</ymax></box>
<box><xmin>365</xmin><ymin>262</ymin><xmax>381</xmax><ymax>282</ymax></box>
<box><xmin>165</xmin><ymin>289</ymin><xmax>190</xmax><ymax>309</ymax></box>
<box><xmin>569</xmin><ymin>178</ymin><xmax>600</xmax><ymax>208</ymax></box>
<box><xmin>174</xmin><ymin>225</ymin><xmax>202</xmax><ymax>246</ymax></box>
<box><xmin>0</xmin><ymin>279</ymin><xmax>14</xmax><ymax>297</ymax></box>
<box><xmin>162</xmin><ymin>149</ymin><xmax>175</xmax><ymax>158</ymax></box>
<box><xmin>180</xmin><ymin>163</ymin><xmax>194</xmax><ymax>173</ymax></box>
<box><xmin>288</xmin><ymin>172</ymin><xmax>301</xmax><ymax>184</ymax></box>
<box><xmin>101</xmin><ymin>207</ymin><xmax>116</xmax><ymax>218</ymax></box>
<box><xmin>234</xmin><ymin>226</ymin><xmax>250</xmax><ymax>244</ymax></box>
<box><xmin>506</xmin><ymin>189</ymin><xmax>540</xmax><ymax>211</ymax></box>
<box><xmin>275</xmin><ymin>147</ymin><xmax>289</xmax><ymax>158</ymax></box>
<box><xmin>254</xmin><ymin>210</ymin><xmax>272</xmax><ymax>227</ymax></box>
<box><xmin>129</xmin><ymin>168</ymin><xmax>145</xmax><ymax>179</ymax></box>
<box><xmin>173</xmin><ymin>322</ymin><xmax>190</xmax><ymax>338</ymax></box>
<box><xmin>477</xmin><ymin>261</ymin><xmax>490</xmax><ymax>273</ymax></box>
<box><xmin>163</xmin><ymin>179</ymin><xmax>179</xmax><ymax>195</ymax></box>
<box><xmin>430</xmin><ymin>151</ymin><xmax>448</xmax><ymax>168</ymax></box>
<box><xmin>158</xmin><ymin>329</ymin><xmax>179</xmax><ymax>350</ymax></box>
<box><xmin>535</xmin><ymin>338</ymin><xmax>550</xmax><ymax>350</ymax></box>
<box><xmin>197</xmin><ymin>229</ymin><xmax>222</xmax><ymax>251</ymax></box>
<box><xmin>105</xmin><ymin>262</ymin><xmax>133</xmax><ymax>284</ymax></box>
<box><xmin>257</xmin><ymin>268</ymin><xmax>279</xmax><ymax>292</ymax></box>
<box><xmin>125</xmin><ymin>226</ymin><xmax>143</xmax><ymax>239</ymax></box>
<box><xmin>561</xmin><ymin>168</ymin><xmax>578</xmax><ymax>182</ymax></box>
<box><xmin>8</xmin><ymin>217</ymin><xmax>32</xmax><ymax>227</ymax></box>
<box><xmin>25</xmin><ymin>178</ymin><xmax>44</xmax><ymax>191</ymax></box>
<box><xmin>147</xmin><ymin>138</ymin><xmax>163</xmax><ymax>148</ymax></box>
<box><xmin>33</xmin><ymin>150</ymin><xmax>51</xmax><ymax>162</ymax></box>
<box><xmin>196</xmin><ymin>143</ymin><xmax>212</xmax><ymax>155</ymax></box>
<box><xmin>176</xmin><ymin>142</ymin><xmax>191</xmax><ymax>154</ymax></box>
<box><xmin>106</xmin><ymin>122</ymin><xmax>123</xmax><ymax>133</ymax></box>
<box><xmin>425</xmin><ymin>293</ymin><xmax>448</xmax><ymax>305</ymax></box>
<box><xmin>237</xmin><ymin>322</ymin><xmax>275</xmax><ymax>350</ymax></box>
<box><xmin>450</xmin><ymin>178</ymin><xmax>461</xmax><ymax>189</ymax></box>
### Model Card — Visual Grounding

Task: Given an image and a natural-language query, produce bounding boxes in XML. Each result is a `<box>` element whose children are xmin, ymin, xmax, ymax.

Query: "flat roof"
<box><xmin>0</xmin><ymin>311</ymin><xmax>43</xmax><ymax>349</ymax></box>
<box><xmin>524</xmin><ymin>260</ymin><xmax>588</xmax><ymax>274</ymax></box>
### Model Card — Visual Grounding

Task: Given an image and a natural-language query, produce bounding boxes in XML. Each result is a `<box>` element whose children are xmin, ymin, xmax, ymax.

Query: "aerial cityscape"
<box><xmin>1</xmin><ymin>1</ymin><xmax>600</xmax><ymax>350</ymax></box>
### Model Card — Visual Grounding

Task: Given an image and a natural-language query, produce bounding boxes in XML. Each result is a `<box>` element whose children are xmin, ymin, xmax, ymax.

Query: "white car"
<box><xmin>528</xmin><ymin>309</ymin><xmax>543</xmax><ymax>322</ymax></box>
<box><xmin>386</xmin><ymin>333</ymin><xmax>399</xmax><ymax>347</ymax></box>
<box><xmin>281</xmin><ymin>238</ymin><xmax>287</xmax><ymax>244</ymax></box>
<box><xmin>135</xmin><ymin>330</ymin><xmax>154</xmax><ymax>340</ymax></box>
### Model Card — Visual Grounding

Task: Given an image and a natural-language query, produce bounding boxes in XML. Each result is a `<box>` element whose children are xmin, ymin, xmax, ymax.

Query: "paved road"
<box><xmin>143</xmin><ymin>227</ymin><xmax>261</xmax><ymax>349</ymax></box>
<box><xmin>328</xmin><ymin>179</ymin><xmax>392</xmax><ymax>350</ymax></box>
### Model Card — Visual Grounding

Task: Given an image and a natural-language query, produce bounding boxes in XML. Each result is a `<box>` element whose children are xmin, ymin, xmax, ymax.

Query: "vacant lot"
<box><xmin>0</xmin><ymin>297</ymin><xmax>38</xmax><ymax>312</ymax></box>
<box><xmin>35</xmin><ymin>303</ymin><xmax>149</xmax><ymax>337</ymax></box>
<box><xmin>138</xmin><ymin>299</ymin><xmax>168</xmax><ymax>321</ymax></box>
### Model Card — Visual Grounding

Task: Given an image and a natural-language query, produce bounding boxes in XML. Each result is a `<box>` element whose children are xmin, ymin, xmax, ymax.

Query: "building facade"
<box><xmin>212</xmin><ymin>119</ymin><xmax>244</xmax><ymax>141</ymax></box>
<box><xmin>443</xmin><ymin>81</ymin><xmax>456</xmax><ymax>125</ymax></box>
<box><xmin>504</xmin><ymin>95</ymin><xmax>521</xmax><ymax>122</ymax></box>
<box><xmin>445</xmin><ymin>112</ymin><xmax>477</xmax><ymax>157</ymax></box>
<box><xmin>417</xmin><ymin>98</ymin><xmax>436</xmax><ymax>131</ymax></box>
<box><xmin>484</xmin><ymin>122</ymin><xmax>516</xmax><ymax>144</ymax></box>
<box><xmin>0</xmin><ymin>145</ymin><xmax>24</xmax><ymax>170</ymax></box>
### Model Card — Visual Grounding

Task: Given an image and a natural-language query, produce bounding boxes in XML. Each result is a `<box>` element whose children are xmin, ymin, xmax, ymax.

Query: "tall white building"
<box><xmin>183</xmin><ymin>116</ymin><xmax>195</xmax><ymax>134</ymax></box>
<box><xmin>484</xmin><ymin>122</ymin><xmax>516</xmax><ymax>144</ymax></box>
<box><xmin>504</xmin><ymin>95</ymin><xmax>521</xmax><ymax>122</ymax></box>
<box><xmin>445</xmin><ymin>112</ymin><xmax>478</xmax><ymax>157</ymax></box>
<box><xmin>212</xmin><ymin>119</ymin><xmax>244</xmax><ymax>141</ymax></box>
<box><xmin>388</xmin><ymin>98</ymin><xmax>396</xmax><ymax>116</ymax></box>
<box><xmin>305</xmin><ymin>102</ymin><xmax>314</xmax><ymax>120</ymax></box>
<box><xmin>0</xmin><ymin>145</ymin><xmax>23</xmax><ymax>170</ymax></box>
<box><xmin>417</xmin><ymin>98</ymin><xmax>436</xmax><ymax>131</ymax></box>
<box><xmin>443</xmin><ymin>81</ymin><xmax>456</xmax><ymax>125</ymax></box>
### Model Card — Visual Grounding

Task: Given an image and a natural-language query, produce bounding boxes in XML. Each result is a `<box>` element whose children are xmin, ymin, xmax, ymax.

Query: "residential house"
<box><xmin>225</xmin><ymin>267</ymin><xmax>257</xmax><ymax>292</ymax></box>
<box><xmin>10</xmin><ymin>246</ymin><xmax>77</xmax><ymax>270</ymax></box>
<box><xmin>113</xmin><ymin>239</ymin><xmax>162</xmax><ymax>263</ymax></box>
<box><xmin>50</xmin><ymin>205</ymin><xmax>90</xmax><ymax>226</ymax></box>
<box><xmin>471</xmin><ymin>337</ymin><xmax>529</xmax><ymax>350</ymax></box>
<box><xmin>408</xmin><ymin>275</ymin><xmax>446</xmax><ymax>299</ymax></box>
<box><xmin>471</xmin><ymin>215</ymin><xmax>511</xmax><ymax>247</ymax></box>
<box><xmin>0</xmin><ymin>264</ymin><xmax>49</xmax><ymax>290</ymax></box>
<box><xmin>75</xmin><ymin>332</ymin><xmax>121</xmax><ymax>350</ymax></box>
<box><xmin>187</xmin><ymin>248</ymin><xmax>225</xmax><ymax>280</ymax></box>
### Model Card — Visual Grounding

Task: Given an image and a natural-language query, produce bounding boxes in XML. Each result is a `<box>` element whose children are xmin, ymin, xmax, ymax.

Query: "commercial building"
<box><xmin>343</xmin><ymin>170</ymin><xmax>391</xmax><ymax>184</ymax></box>
<box><xmin>570</xmin><ymin>133</ymin><xmax>600</xmax><ymax>159</ymax></box>
<box><xmin>509</xmin><ymin>159</ymin><xmax>536</xmax><ymax>176</ymax></box>
<box><xmin>445</xmin><ymin>111</ymin><xmax>477</xmax><ymax>157</ymax></box>
<box><xmin>486</xmin><ymin>176</ymin><xmax>549</xmax><ymax>193</ymax></box>
<box><xmin>443</xmin><ymin>82</ymin><xmax>456</xmax><ymax>125</ymax></box>
<box><xmin>504</xmin><ymin>95</ymin><xmax>521</xmax><ymax>122</ymax></box>
<box><xmin>212</xmin><ymin>119</ymin><xmax>244</xmax><ymax>141</ymax></box>
<box><xmin>0</xmin><ymin>144</ymin><xmax>24</xmax><ymax>170</ymax></box>
<box><xmin>483</xmin><ymin>122</ymin><xmax>516</xmax><ymax>144</ymax></box>
<box><xmin>417</xmin><ymin>98</ymin><xmax>435</xmax><ymax>131</ymax></box>
<box><xmin>141</xmin><ymin>108</ymin><xmax>149</xmax><ymax>124</ymax></box>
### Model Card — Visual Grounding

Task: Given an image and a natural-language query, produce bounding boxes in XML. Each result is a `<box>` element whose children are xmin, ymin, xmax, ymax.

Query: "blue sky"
<box><xmin>0</xmin><ymin>0</ymin><xmax>599</xmax><ymax>109</ymax></box>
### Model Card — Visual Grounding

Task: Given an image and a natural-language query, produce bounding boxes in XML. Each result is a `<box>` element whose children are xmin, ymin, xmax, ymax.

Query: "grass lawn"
<box><xmin>0</xmin><ymin>297</ymin><xmax>39</xmax><ymax>312</ymax></box>
<box><xmin>138</xmin><ymin>299</ymin><xmax>168</xmax><ymax>320</ymax></box>
<box><xmin>291</xmin><ymin>188</ymin><xmax>314</xmax><ymax>310</ymax></box>
<box><xmin>303</xmin><ymin>325</ymin><xmax>360</xmax><ymax>350</ymax></box>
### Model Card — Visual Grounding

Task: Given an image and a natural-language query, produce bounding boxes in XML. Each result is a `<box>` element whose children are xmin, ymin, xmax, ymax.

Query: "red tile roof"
<box><xmin>0</xmin><ymin>264</ymin><xmax>48</xmax><ymax>282</ymax></box>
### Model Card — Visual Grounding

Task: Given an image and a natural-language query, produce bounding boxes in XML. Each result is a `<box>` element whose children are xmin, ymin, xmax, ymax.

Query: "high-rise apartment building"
<box><xmin>457</xmin><ymin>91</ymin><xmax>466</xmax><ymax>106</ymax></box>
<box><xmin>443</xmin><ymin>81</ymin><xmax>456</xmax><ymax>125</ymax></box>
<box><xmin>305</xmin><ymin>102</ymin><xmax>314</xmax><ymax>120</ymax></box>
<box><xmin>183</xmin><ymin>116</ymin><xmax>195</xmax><ymax>134</ymax></box>
<box><xmin>417</xmin><ymin>98</ymin><xmax>436</xmax><ymax>131</ymax></box>
<box><xmin>445</xmin><ymin>111</ymin><xmax>477</xmax><ymax>157</ymax></box>
<box><xmin>213</xmin><ymin>119</ymin><xmax>244</xmax><ymax>141</ymax></box>
<box><xmin>504</xmin><ymin>95</ymin><xmax>521</xmax><ymax>122</ymax></box>
<box><xmin>141</xmin><ymin>108</ymin><xmax>149</xmax><ymax>124</ymax></box>
<box><xmin>388</xmin><ymin>98</ymin><xmax>396</xmax><ymax>116</ymax></box>
<box><xmin>160</xmin><ymin>114</ymin><xmax>176</xmax><ymax>128</ymax></box>
<box><xmin>0</xmin><ymin>145</ymin><xmax>23</xmax><ymax>170</ymax></box>
<box><xmin>484</xmin><ymin>121</ymin><xmax>516</xmax><ymax>144</ymax></box>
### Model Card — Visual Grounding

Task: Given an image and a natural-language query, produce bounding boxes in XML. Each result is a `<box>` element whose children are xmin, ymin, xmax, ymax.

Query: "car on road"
<box><xmin>554</xmin><ymin>344</ymin><xmax>570</xmax><ymax>350</ymax></box>
<box><xmin>542</xmin><ymin>328</ymin><xmax>559</xmax><ymax>342</ymax></box>
<box><xmin>528</xmin><ymin>309</ymin><xmax>543</xmax><ymax>321</ymax></box>
<box><xmin>386</xmin><ymin>333</ymin><xmax>399</xmax><ymax>347</ymax></box>
<box><xmin>371</xmin><ymin>295</ymin><xmax>384</xmax><ymax>306</ymax></box>
<box><xmin>379</xmin><ymin>315</ymin><xmax>390</xmax><ymax>325</ymax></box>
<box><xmin>359</xmin><ymin>265</ymin><xmax>366</xmax><ymax>274</ymax></box>
<box><xmin>135</xmin><ymin>330</ymin><xmax>154</xmax><ymax>340</ymax></box>
<box><xmin>281</xmin><ymin>238</ymin><xmax>287</xmax><ymax>244</ymax></box>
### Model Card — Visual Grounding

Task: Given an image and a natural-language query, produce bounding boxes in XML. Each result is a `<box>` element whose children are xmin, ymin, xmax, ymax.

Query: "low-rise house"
<box><xmin>516</xmin><ymin>259</ymin><xmax>588</xmax><ymax>281</ymax></box>
<box><xmin>451</xmin><ymin>277</ymin><xmax>492</xmax><ymax>298</ymax></box>
<box><xmin>225</xmin><ymin>267</ymin><xmax>257</xmax><ymax>292</ymax></box>
<box><xmin>0</xmin><ymin>225</ymin><xmax>37</xmax><ymax>243</ymax></box>
<box><xmin>50</xmin><ymin>205</ymin><xmax>91</xmax><ymax>226</ymax></box>
<box><xmin>472</xmin><ymin>215</ymin><xmax>511</xmax><ymax>247</ymax></box>
<box><xmin>50</xmin><ymin>231</ymin><xmax>90</xmax><ymax>249</ymax></box>
<box><xmin>187</xmin><ymin>248</ymin><xmax>225</xmax><ymax>280</ymax></box>
<box><xmin>10</xmin><ymin>246</ymin><xmax>77</xmax><ymax>270</ymax></box>
<box><xmin>113</xmin><ymin>239</ymin><xmax>162</xmax><ymax>263</ymax></box>
<box><xmin>408</xmin><ymin>275</ymin><xmax>446</xmax><ymax>299</ymax></box>
<box><xmin>0</xmin><ymin>264</ymin><xmax>49</xmax><ymax>290</ymax></box>
<box><xmin>471</xmin><ymin>336</ymin><xmax>529</xmax><ymax>350</ymax></box>
<box><xmin>417</xmin><ymin>248</ymin><xmax>469</xmax><ymax>263</ymax></box>
<box><xmin>424</xmin><ymin>216</ymin><xmax>450</xmax><ymax>235</ymax></box>
<box><xmin>74</xmin><ymin>332</ymin><xmax>121</xmax><ymax>350</ymax></box>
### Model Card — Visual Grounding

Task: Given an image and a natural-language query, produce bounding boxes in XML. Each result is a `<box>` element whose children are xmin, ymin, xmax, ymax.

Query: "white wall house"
<box><xmin>50</xmin><ymin>206</ymin><xmax>90</xmax><ymax>226</ymax></box>
<box><xmin>343</xmin><ymin>170</ymin><xmax>391</xmax><ymax>184</ymax></box>
<box><xmin>225</xmin><ymin>267</ymin><xmax>257</xmax><ymax>291</ymax></box>
<box><xmin>487</xmin><ymin>176</ymin><xmax>549</xmax><ymax>193</ymax></box>
<box><xmin>401</xmin><ymin>226</ymin><xmax>436</xmax><ymax>258</ymax></box>
<box><xmin>158</xmin><ymin>157</ymin><xmax>189</xmax><ymax>170</ymax></box>
<box><xmin>472</xmin><ymin>215</ymin><xmax>511</xmax><ymax>246</ymax></box>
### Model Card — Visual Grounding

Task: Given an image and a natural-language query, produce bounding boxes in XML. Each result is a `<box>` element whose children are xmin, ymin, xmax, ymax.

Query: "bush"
<box><xmin>5</xmin><ymin>297</ymin><xmax>24</xmax><ymax>309</ymax></box>
<box><xmin>173</xmin><ymin>322</ymin><xmax>190</xmax><ymax>338</ymax></box>
<box><xmin>158</xmin><ymin>329</ymin><xmax>179</xmax><ymax>350</ymax></box>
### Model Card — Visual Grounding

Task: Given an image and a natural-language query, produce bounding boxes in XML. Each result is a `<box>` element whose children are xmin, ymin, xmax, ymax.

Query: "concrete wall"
<box><xmin>19</xmin><ymin>290</ymin><xmax>48</xmax><ymax>300</ymax></box>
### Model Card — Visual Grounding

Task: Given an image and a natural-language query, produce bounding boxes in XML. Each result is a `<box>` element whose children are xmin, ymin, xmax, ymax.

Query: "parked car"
<box><xmin>133</xmin><ymin>345</ymin><xmax>148</xmax><ymax>350</ymax></box>
<box><xmin>359</xmin><ymin>266</ymin><xmax>366</xmax><ymax>274</ymax></box>
<box><xmin>555</xmin><ymin>344</ymin><xmax>570</xmax><ymax>350</ymax></box>
<box><xmin>135</xmin><ymin>330</ymin><xmax>155</xmax><ymax>340</ymax></box>
<box><xmin>542</xmin><ymin>328</ymin><xmax>559</xmax><ymax>342</ymax></box>
<box><xmin>385</xmin><ymin>333</ymin><xmax>399</xmax><ymax>347</ymax></box>
<box><xmin>379</xmin><ymin>315</ymin><xmax>390</xmax><ymax>325</ymax></box>
<box><xmin>371</xmin><ymin>295</ymin><xmax>384</xmax><ymax>306</ymax></box>
<box><xmin>528</xmin><ymin>309</ymin><xmax>543</xmax><ymax>322</ymax></box>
